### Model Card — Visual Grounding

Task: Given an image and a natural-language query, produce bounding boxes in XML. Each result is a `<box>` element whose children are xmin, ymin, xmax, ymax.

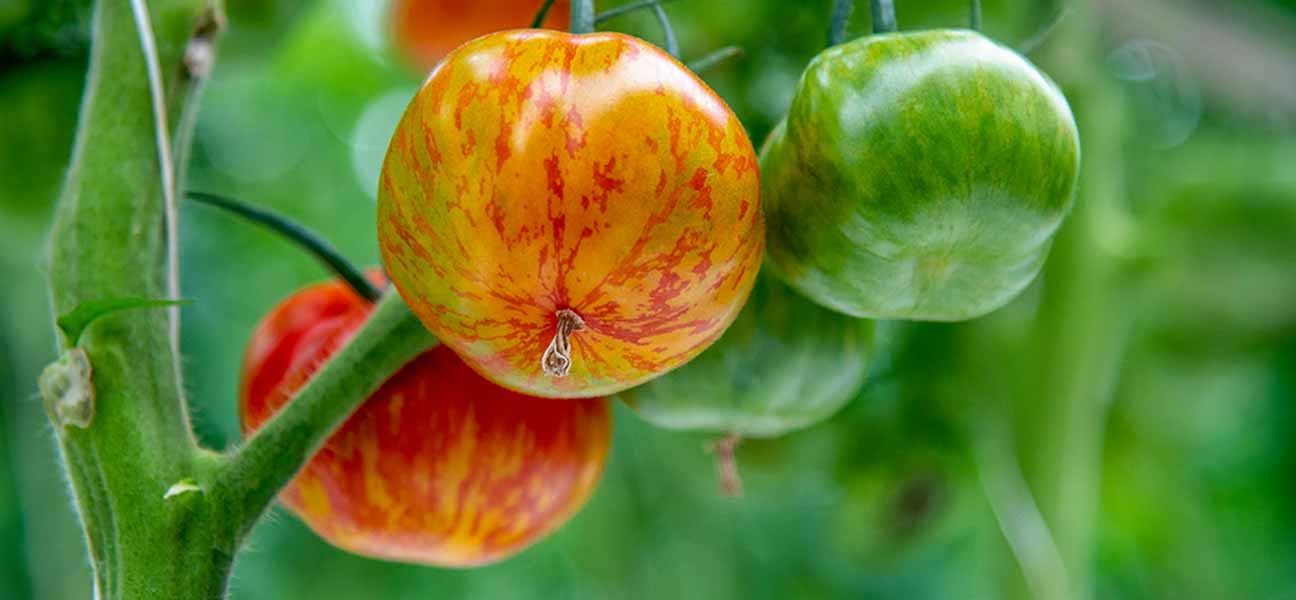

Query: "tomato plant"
<box><xmin>761</xmin><ymin>28</ymin><xmax>1080</xmax><ymax>321</ymax></box>
<box><xmin>240</xmin><ymin>275</ymin><xmax>611</xmax><ymax>566</ymax></box>
<box><xmin>391</xmin><ymin>0</ymin><xmax>571</xmax><ymax>71</ymax></box>
<box><xmin>33</xmin><ymin>0</ymin><xmax>1125</xmax><ymax>597</ymax></box>
<box><xmin>378</xmin><ymin>29</ymin><xmax>764</xmax><ymax>399</ymax></box>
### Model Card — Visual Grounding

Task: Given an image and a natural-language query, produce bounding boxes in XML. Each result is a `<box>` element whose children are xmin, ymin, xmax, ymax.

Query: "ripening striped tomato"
<box><xmin>391</xmin><ymin>0</ymin><xmax>570</xmax><ymax>71</ymax></box>
<box><xmin>761</xmin><ymin>31</ymin><xmax>1080</xmax><ymax>321</ymax></box>
<box><xmin>378</xmin><ymin>30</ymin><xmax>764</xmax><ymax>399</ymax></box>
<box><xmin>239</xmin><ymin>276</ymin><xmax>611</xmax><ymax>567</ymax></box>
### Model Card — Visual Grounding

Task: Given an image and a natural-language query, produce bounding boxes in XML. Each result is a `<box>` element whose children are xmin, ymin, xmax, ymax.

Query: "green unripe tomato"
<box><xmin>762</xmin><ymin>30</ymin><xmax>1080</xmax><ymax>321</ymax></box>
<box><xmin>618</xmin><ymin>273</ymin><xmax>875</xmax><ymax>438</ymax></box>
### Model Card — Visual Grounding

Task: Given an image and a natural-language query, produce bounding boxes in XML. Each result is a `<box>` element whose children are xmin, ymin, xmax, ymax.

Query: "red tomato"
<box><xmin>391</xmin><ymin>0</ymin><xmax>571</xmax><ymax>71</ymax></box>
<box><xmin>378</xmin><ymin>30</ymin><xmax>764</xmax><ymax>399</ymax></box>
<box><xmin>240</xmin><ymin>276</ymin><xmax>611</xmax><ymax>566</ymax></box>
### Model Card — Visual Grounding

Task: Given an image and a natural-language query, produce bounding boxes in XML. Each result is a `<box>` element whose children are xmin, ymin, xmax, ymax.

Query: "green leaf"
<box><xmin>56</xmin><ymin>297</ymin><xmax>190</xmax><ymax>347</ymax></box>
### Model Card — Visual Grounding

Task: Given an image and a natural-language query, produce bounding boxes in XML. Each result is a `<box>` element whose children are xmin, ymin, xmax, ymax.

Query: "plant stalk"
<box><xmin>531</xmin><ymin>0</ymin><xmax>559</xmax><ymax>28</ymax></box>
<box><xmin>46</xmin><ymin>0</ymin><xmax>230</xmax><ymax>596</ymax></box>
<box><xmin>1002</xmin><ymin>2</ymin><xmax>1131</xmax><ymax>598</ymax></box>
<box><xmin>571</xmin><ymin>0</ymin><xmax>595</xmax><ymax>33</ymax></box>
<box><xmin>212</xmin><ymin>291</ymin><xmax>436</xmax><ymax>540</ymax></box>
<box><xmin>187</xmin><ymin>191</ymin><xmax>382</xmax><ymax>302</ymax></box>
<box><xmin>828</xmin><ymin>0</ymin><xmax>854</xmax><ymax>46</ymax></box>
<box><xmin>869</xmin><ymin>0</ymin><xmax>897</xmax><ymax>34</ymax></box>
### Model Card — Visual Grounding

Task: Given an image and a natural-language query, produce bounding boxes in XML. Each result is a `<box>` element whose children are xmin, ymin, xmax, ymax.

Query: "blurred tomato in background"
<box><xmin>392</xmin><ymin>0</ymin><xmax>570</xmax><ymax>71</ymax></box>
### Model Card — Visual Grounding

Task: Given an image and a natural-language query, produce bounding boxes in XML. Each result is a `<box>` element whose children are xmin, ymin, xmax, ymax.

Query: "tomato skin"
<box><xmin>762</xmin><ymin>30</ymin><xmax>1080</xmax><ymax>321</ymax></box>
<box><xmin>391</xmin><ymin>0</ymin><xmax>571</xmax><ymax>71</ymax></box>
<box><xmin>618</xmin><ymin>273</ymin><xmax>874</xmax><ymax>437</ymax></box>
<box><xmin>239</xmin><ymin>278</ymin><xmax>611</xmax><ymax>567</ymax></box>
<box><xmin>378</xmin><ymin>30</ymin><xmax>764</xmax><ymax>398</ymax></box>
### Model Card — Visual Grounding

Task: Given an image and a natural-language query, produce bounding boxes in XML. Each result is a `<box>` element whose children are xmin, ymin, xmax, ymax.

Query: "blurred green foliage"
<box><xmin>2</xmin><ymin>0</ymin><xmax>1295</xmax><ymax>598</ymax></box>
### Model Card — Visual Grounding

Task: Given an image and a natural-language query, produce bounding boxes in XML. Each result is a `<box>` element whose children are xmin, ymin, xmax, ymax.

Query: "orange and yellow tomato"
<box><xmin>391</xmin><ymin>0</ymin><xmax>570</xmax><ymax>71</ymax></box>
<box><xmin>240</xmin><ymin>277</ymin><xmax>611</xmax><ymax>566</ymax></box>
<box><xmin>378</xmin><ymin>30</ymin><xmax>765</xmax><ymax>399</ymax></box>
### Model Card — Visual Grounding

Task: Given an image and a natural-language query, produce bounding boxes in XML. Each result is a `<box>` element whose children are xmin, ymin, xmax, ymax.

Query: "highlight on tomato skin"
<box><xmin>390</xmin><ymin>0</ymin><xmax>571</xmax><ymax>72</ymax></box>
<box><xmin>378</xmin><ymin>29</ymin><xmax>765</xmax><ymax>400</ymax></box>
<box><xmin>239</xmin><ymin>277</ymin><xmax>612</xmax><ymax>567</ymax></box>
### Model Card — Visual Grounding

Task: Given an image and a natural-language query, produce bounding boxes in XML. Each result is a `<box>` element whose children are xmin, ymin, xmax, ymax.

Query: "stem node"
<box><xmin>39</xmin><ymin>348</ymin><xmax>95</xmax><ymax>429</ymax></box>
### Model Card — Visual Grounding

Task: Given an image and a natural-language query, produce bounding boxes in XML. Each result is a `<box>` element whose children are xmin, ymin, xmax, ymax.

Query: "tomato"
<box><xmin>378</xmin><ymin>30</ymin><xmax>764</xmax><ymax>398</ymax></box>
<box><xmin>391</xmin><ymin>0</ymin><xmax>571</xmax><ymax>71</ymax></box>
<box><xmin>618</xmin><ymin>273</ymin><xmax>874</xmax><ymax>437</ymax></box>
<box><xmin>239</xmin><ymin>276</ymin><xmax>612</xmax><ymax>567</ymax></box>
<box><xmin>761</xmin><ymin>30</ymin><xmax>1080</xmax><ymax>321</ymax></box>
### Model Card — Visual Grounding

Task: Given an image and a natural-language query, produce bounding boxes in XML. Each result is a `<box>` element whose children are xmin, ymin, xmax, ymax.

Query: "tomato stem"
<box><xmin>187</xmin><ymin>191</ymin><xmax>382</xmax><ymax>303</ymax></box>
<box><xmin>869</xmin><ymin>0</ymin><xmax>897</xmax><ymax>34</ymax></box>
<box><xmin>709</xmin><ymin>433</ymin><xmax>744</xmax><ymax>497</ymax></box>
<box><xmin>530</xmin><ymin>0</ymin><xmax>558</xmax><ymax>28</ymax></box>
<box><xmin>215</xmin><ymin>292</ymin><xmax>437</xmax><ymax>543</ymax></box>
<box><xmin>541</xmin><ymin>309</ymin><xmax>586</xmax><ymax>377</ymax></box>
<box><xmin>650</xmin><ymin>2</ymin><xmax>680</xmax><ymax>58</ymax></box>
<box><xmin>594</xmin><ymin>0</ymin><xmax>678</xmax><ymax>25</ymax></box>
<box><xmin>1018</xmin><ymin>5</ymin><xmax>1071</xmax><ymax>55</ymax></box>
<box><xmin>570</xmin><ymin>0</ymin><xmax>595</xmax><ymax>33</ymax></box>
<box><xmin>828</xmin><ymin>0</ymin><xmax>854</xmax><ymax>47</ymax></box>
<box><xmin>970</xmin><ymin>0</ymin><xmax>982</xmax><ymax>30</ymax></box>
<box><xmin>687</xmin><ymin>45</ymin><xmax>742</xmax><ymax>73</ymax></box>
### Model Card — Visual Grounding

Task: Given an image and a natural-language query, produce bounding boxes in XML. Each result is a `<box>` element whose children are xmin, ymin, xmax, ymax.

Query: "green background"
<box><xmin>2</xmin><ymin>0</ymin><xmax>1295</xmax><ymax>598</ymax></box>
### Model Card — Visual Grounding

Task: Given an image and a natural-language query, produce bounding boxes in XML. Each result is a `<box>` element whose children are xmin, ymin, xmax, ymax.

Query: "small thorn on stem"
<box><xmin>541</xmin><ymin>309</ymin><xmax>585</xmax><ymax>377</ymax></box>
<box><xmin>708</xmin><ymin>433</ymin><xmax>744</xmax><ymax>497</ymax></box>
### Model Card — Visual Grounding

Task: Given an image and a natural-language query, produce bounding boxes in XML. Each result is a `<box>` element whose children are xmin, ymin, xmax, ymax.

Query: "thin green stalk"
<box><xmin>970</xmin><ymin>0</ymin><xmax>982</xmax><ymax>30</ymax></box>
<box><xmin>128</xmin><ymin>0</ymin><xmax>182</xmax><ymax>356</ymax></box>
<box><xmin>187</xmin><ymin>191</ymin><xmax>382</xmax><ymax>302</ymax></box>
<box><xmin>594</xmin><ymin>0</ymin><xmax>678</xmax><ymax>24</ymax></box>
<box><xmin>688</xmin><ymin>46</ymin><xmax>742</xmax><ymax>73</ymax></box>
<box><xmin>828</xmin><ymin>0</ymin><xmax>854</xmax><ymax>47</ymax></box>
<box><xmin>531</xmin><ymin>0</ymin><xmax>559</xmax><ymax>28</ymax></box>
<box><xmin>869</xmin><ymin>0</ymin><xmax>897</xmax><ymax>33</ymax></box>
<box><xmin>651</xmin><ymin>3</ymin><xmax>679</xmax><ymax>57</ymax></box>
<box><xmin>211</xmin><ymin>292</ymin><xmax>437</xmax><ymax>540</ymax></box>
<box><xmin>1018</xmin><ymin>6</ymin><xmax>1072</xmax><ymax>55</ymax></box>
<box><xmin>571</xmin><ymin>0</ymin><xmax>595</xmax><ymax>33</ymax></box>
<box><xmin>1004</xmin><ymin>2</ymin><xmax>1130</xmax><ymax>599</ymax></box>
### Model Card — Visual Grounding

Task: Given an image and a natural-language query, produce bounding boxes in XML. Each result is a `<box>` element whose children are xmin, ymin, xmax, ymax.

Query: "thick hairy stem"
<box><xmin>212</xmin><ymin>292</ymin><xmax>436</xmax><ymax>540</ymax></box>
<box><xmin>542</xmin><ymin>308</ymin><xmax>586</xmax><ymax>377</ymax></box>
<box><xmin>46</xmin><ymin>0</ymin><xmax>228</xmax><ymax>596</ymax></box>
<box><xmin>47</xmin><ymin>0</ymin><xmax>462</xmax><ymax>597</ymax></box>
